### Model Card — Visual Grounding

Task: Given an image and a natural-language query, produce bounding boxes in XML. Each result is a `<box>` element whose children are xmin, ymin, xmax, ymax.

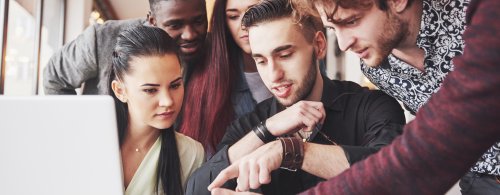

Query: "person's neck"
<box><xmin>123</xmin><ymin>120</ymin><xmax>161</xmax><ymax>153</ymax></box>
<box><xmin>305</xmin><ymin>70</ymin><xmax>324</xmax><ymax>102</ymax></box>
<box><xmin>181</xmin><ymin>55</ymin><xmax>198</xmax><ymax>67</ymax></box>
<box><xmin>392</xmin><ymin>0</ymin><xmax>425</xmax><ymax>71</ymax></box>
<box><xmin>242</xmin><ymin>52</ymin><xmax>258</xmax><ymax>73</ymax></box>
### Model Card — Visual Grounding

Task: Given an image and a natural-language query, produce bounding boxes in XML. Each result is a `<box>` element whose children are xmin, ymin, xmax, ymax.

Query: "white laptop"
<box><xmin>0</xmin><ymin>96</ymin><xmax>124</xmax><ymax>195</ymax></box>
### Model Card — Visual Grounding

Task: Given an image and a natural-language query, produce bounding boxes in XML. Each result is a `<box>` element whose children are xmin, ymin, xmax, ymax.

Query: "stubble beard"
<box><xmin>277</xmin><ymin>52</ymin><xmax>318</xmax><ymax>107</ymax></box>
<box><xmin>366</xmin><ymin>11</ymin><xmax>409</xmax><ymax>67</ymax></box>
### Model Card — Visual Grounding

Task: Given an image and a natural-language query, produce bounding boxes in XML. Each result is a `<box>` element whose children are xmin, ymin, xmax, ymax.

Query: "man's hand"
<box><xmin>208</xmin><ymin>140</ymin><xmax>283</xmax><ymax>192</ymax></box>
<box><xmin>266</xmin><ymin>101</ymin><xmax>325</xmax><ymax>136</ymax></box>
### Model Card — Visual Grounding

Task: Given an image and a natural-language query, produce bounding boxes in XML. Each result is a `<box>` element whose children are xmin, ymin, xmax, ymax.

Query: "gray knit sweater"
<box><xmin>43</xmin><ymin>18</ymin><xmax>145</xmax><ymax>94</ymax></box>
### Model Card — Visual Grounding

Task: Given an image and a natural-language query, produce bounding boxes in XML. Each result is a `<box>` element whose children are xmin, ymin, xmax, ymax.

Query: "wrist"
<box><xmin>278</xmin><ymin>137</ymin><xmax>304</xmax><ymax>171</ymax></box>
<box><xmin>252</xmin><ymin>120</ymin><xmax>276</xmax><ymax>143</ymax></box>
<box><xmin>264</xmin><ymin>119</ymin><xmax>279</xmax><ymax>136</ymax></box>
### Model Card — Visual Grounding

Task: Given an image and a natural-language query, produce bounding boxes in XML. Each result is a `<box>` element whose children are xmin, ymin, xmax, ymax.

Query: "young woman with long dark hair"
<box><xmin>179</xmin><ymin>0</ymin><xmax>271</xmax><ymax>155</ymax></box>
<box><xmin>108</xmin><ymin>26</ymin><xmax>204</xmax><ymax>195</ymax></box>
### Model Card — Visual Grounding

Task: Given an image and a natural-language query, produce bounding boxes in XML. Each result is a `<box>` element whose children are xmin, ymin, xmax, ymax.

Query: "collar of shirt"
<box><xmin>271</xmin><ymin>76</ymin><xmax>364</xmax><ymax>111</ymax></box>
<box><xmin>377</xmin><ymin>0</ymin><xmax>468</xmax><ymax>72</ymax></box>
<box><xmin>269</xmin><ymin>76</ymin><xmax>367</xmax><ymax>140</ymax></box>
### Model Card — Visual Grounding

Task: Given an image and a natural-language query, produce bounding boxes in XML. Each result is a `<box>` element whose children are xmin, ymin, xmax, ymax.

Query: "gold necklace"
<box><xmin>296</xmin><ymin>124</ymin><xmax>338</xmax><ymax>146</ymax></box>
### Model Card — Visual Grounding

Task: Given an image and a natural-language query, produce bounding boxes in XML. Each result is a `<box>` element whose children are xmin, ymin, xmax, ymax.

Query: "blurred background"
<box><xmin>0</xmin><ymin>0</ymin><xmax>369</xmax><ymax>96</ymax></box>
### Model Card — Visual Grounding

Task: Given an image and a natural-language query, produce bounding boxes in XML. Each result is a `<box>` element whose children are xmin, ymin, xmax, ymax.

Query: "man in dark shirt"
<box><xmin>187</xmin><ymin>0</ymin><xmax>405</xmax><ymax>194</ymax></box>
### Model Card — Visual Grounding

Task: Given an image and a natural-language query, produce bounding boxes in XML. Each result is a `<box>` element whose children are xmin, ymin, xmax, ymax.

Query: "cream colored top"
<box><xmin>125</xmin><ymin>132</ymin><xmax>205</xmax><ymax>195</ymax></box>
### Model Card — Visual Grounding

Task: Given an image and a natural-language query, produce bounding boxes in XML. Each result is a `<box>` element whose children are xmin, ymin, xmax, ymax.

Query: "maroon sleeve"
<box><xmin>300</xmin><ymin>0</ymin><xmax>500</xmax><ymax>194</ymax></box>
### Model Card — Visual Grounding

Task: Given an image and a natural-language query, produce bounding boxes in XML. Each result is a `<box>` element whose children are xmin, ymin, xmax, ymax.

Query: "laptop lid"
<box><xmin>0</xmin><ymin>95</ymin><xmax>124</xmax><ymax>195</ymax></box>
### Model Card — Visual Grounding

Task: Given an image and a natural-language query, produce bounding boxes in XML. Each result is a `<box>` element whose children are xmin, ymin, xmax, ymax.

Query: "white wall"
<box><xmin>325</xmin><ymin>29</ymin><xmax>363</xmax><ymax>84</ymax></box>
<box><xmin>64</xmin><ymin>0</ymin><xmax>92</xmax><ymax>43</ymax></box>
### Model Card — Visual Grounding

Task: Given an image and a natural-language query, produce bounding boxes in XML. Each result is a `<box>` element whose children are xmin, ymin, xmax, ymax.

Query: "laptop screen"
<box><xmin>0</xmin><ymin>96</ymin><xmax>124</xmax><ymax>195</ymax></box>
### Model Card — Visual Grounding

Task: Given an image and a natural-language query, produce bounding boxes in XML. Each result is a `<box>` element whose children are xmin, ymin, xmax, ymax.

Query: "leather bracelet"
<box><xmin>279</xmin><ymin>137</ymin><xmax>304</xmax><ymax>171</ymax></box>
<box><xmin>252</xmin><ymin>120</ymin><xmax>276</xmax><ymax>143</ymax></box>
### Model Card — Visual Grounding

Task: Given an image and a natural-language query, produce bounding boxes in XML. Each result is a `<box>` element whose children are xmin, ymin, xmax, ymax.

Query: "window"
<box><xmin>3</xmin><ymin>0</ymin><xmax>38</xmax><ymax>95</ymax></box>
<box><xmin>38</xmin><ymin>0</ymin><xmax>65</xmax><ymax>95</ymax></box>
<box><xmin>1</xmin><ymin>0</ymin><xmax>65</xmax><ymax>95</ymax></box>
<box><xmin>0</xmin><ymin>2</ymin><xmax>4</xmax><ymax>46</ymax></box>
<box><xmin>0</xmin><ymin>0</ymin><xmax>7</xmax><ymax>94</ymax></box>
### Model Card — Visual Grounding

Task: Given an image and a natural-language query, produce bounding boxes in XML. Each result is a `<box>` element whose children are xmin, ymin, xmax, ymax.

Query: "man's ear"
<box><xmin>389</xmin><ymin>0</ymin><xmax>410</xmax><ymax>13</ymax></box>
<box><xmin>147</xmin><ymin>11</ymin><xmax>157</xmax><ymax>26</ymax></box>
<box><xmin>313</xmin><ymin>31</ymin><xmax>327</xmax><ymax>59</ymax></box>
<box><xmin>111</xmin><ymin>80</ymin><xmax>127</xmax><ymax>103</ymax></box>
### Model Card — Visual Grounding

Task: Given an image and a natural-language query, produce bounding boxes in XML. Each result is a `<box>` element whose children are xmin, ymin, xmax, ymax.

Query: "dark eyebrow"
<box><xmin>141</xmin><ymin>77</ymin><xmax>182</xmax><ymax>87</ymax></box>
<box><xmin>193</xmin><ymin>15</ymin><xmax>205</xmax><ymax>19</ymax></box>
<box><xmin>162</xmin><ymin>19</ymin><xmax>182</xmax><ymax>26</ymax></box>
<box><xmin>170</xmin><ymin>77</ymin><xmax>183</xmax><ymax>84</ymax></box>
<box><xmin>331</xmin><ymin>15</ymin><xmax>358</xmax><ymax>25</ymax></box>
<box><xmin>251</xmin><ymin>45</ymin><xmax>293</xmax><ymax>58</ymax></box>
<box><xmin>163</xmin><ymin>14</ymin><xmax>206</xmax><ymax>25</ymax></box>
<box><xmin>252</xmin><ymin>53</ymin><xmax>264</xmax><ymax>58</ymax></box>
<box><xmin>272</xmin><ymin>45</ymin><xmax>293</xmax><ymax>55</ymax></box>
<box><xmin>141</xmin><ymin>83</ymin><xmax>160</xmax><ymax>87</ymax></box>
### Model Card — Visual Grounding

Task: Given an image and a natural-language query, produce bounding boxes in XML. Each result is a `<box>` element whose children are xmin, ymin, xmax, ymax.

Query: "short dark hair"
<box><xmin>149</xmin><ymin>0</ymin><xmax>165</xmax><ymax>14</ymax></box>
<box><xmin>149</xmin><ymin>0</ymin><xmax>206</xmax><ymax>15</ymax></box>
<box><xmin>242</xmin><ymin>0</ymin><xmax>322</xmax><ymax>43</ymax></box>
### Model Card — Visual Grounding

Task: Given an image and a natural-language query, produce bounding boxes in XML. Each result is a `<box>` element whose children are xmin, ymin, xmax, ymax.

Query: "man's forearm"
<box><xmin>301</xmin><ymin>143</ymin><xmax>350</xmax><ymax>179</ymax></box>
<box><xmin>228</xmin><ymin>132</ymin><xmax>266</xmax><ymax>164</ymax></box>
